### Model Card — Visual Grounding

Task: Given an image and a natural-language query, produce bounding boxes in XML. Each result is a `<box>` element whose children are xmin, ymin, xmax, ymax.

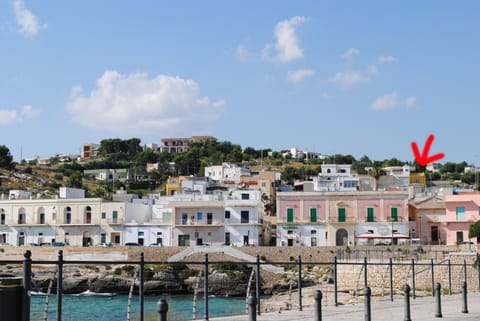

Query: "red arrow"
<box><xmin>411</xmin><ymin>134</ymin><xmax>445</xmax><ymax>166</ymax></box>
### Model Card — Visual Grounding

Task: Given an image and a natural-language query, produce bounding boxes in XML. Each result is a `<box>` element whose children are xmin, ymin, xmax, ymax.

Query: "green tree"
<box><xmin>66</xmin><ymin>170</ymin><xmax>83</xmax><ymax>188</ymax></box>
<box><xmin>0</xmin><ymin>145</ymin><xmax>14</xmax><ymax>169</ymax></box>
<box><xmin>468</xmin><ymin>221</ymin><xmax>480</xmax><ymax>244</ymax></box>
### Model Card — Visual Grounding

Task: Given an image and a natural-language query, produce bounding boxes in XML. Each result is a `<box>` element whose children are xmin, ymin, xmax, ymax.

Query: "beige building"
<box><xmin>160</xmin><ymin>136</ymin><xmax>215</xmax><ymax>153</ymax></box>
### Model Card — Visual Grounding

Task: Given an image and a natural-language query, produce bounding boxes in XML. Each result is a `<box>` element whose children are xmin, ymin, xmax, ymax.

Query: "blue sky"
<box><xmin>1</xmin><ymin>1</ymin><xmax>479</xmax><ymax>164</ymax></box>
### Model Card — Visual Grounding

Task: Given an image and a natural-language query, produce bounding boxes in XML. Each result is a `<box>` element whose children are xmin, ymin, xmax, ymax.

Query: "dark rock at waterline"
<box><xmin>88</xmin><ymin>275</ymin><xmax>131</xmax><ymax>294</ymax></box>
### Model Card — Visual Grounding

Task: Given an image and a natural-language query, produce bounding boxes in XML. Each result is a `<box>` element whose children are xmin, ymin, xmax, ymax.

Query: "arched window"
<box><xmin>0</xmin><ymin>208</ymin><xmax>5</xmax><ymax>225</ymax></box>
<box><xmin>64</xmin><ymin>207</ymin><xmax>71</xmax><ymax>224</ymax></box>
<box><xmin>84</xmin><ymin>206</ymin><xmax>92</xmax><ymax>224</ymax></box>
<box><xmin>18</xmin><ymin>208</ymin><xmax>26</xmax><ymax>224</ymax></box>
<box><xmin>37</xmin><ymin>207</ymin><xmax>45</xmax><ymax>224</ymax></box>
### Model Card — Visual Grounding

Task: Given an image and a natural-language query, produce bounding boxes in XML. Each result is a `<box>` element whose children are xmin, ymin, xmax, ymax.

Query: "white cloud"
<box><xmin>371</xmin><ymin>92</ymin><xmax>398</xmax><ymax>110</ymax></box>
<box><xmin>236</xmin><ymin>44</ymin><xmax>249</xmax><ymax>62</ymax></box>
<box><xmin>0</xmin><ymin>110</ymin><xmax>18</xmax><ymax>125</ymax></box>
<box><xmin>287</xmin><ymin>69</ymin><xmax>314</xmax><ymax>83</ymax></box>
<box><xmin>13</xmin><ymin>0</ymin><xmax>43</xmax><ymax>37</ymax></box>
<box><xmin>405</xmin><ymin>96</ymin><xmax>416</xmax><ymax>108</ymax></box>
<box><xmin>262</xmin><ymin>16</ymin><xmax>308</xmax><ymax>63</ymax></box>
<box><xmin>20</xmin><ymin>105</ymin><xmax>40</xmax><ymax>118</ymax></box>
<box><xmin>378</xmin><ymin>55</ymin><xmax>396</xmax><ymax>64</ymax></box>
<box><xmin>329</xmin><ymin>71</ymin><xmax>369</xmax><ymax>88</ymax></box>
<box><xmin>0</xmin><ymin>104</ymin><xmax>39</xmax><ymax>125</ymax></box>
<box><xmin>368</xmin><ymin>64</ymin><xmax>378</xmax><ymax>74</ymax></box>
<box><xmin>320</xmin><ymin>92</ymin><xmax>331</xmax><ymax>100</ymax></box>
<box><xmin>66</xmin><ymin>71</ymin><xmax>224</xmax><ymax>134</ymax></box>
<box><xmin>342</xmin><ymin>48</ymin><xmax>360</xmax><ymax>60</ymax></box>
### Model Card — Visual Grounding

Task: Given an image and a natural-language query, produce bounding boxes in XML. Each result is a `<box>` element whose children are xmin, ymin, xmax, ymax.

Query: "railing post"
<box><xmin>389</xmin><ymin>257</ymin><xmax>393</xmax><ymax>301</ymax></box>
<box><xmin>204</xmin><ymin>253</ymin><xmax>209</xmax><ymax>321</ymax></box>
<box><xmin>157</xmin><ymin>299</ymin><xmax>168</xmax><ymax>321</ymax></box>
<box><xmin>248</xmin><ymin>294</ymin><xmax>257</xmax><ymax>321</ymax></box>
<box><xmin>255</xmin><ymin>254</ymin><xmax>261</xmax><ymax>315</ymax></box>
<box><xmin>447</xmin><ymin>259</ymin><xmax>451</xmax><ymax>295</ymax></box>
<box><xmin>435</xmin><ymin>283</ymin><xmax>442</xmax><ymax>318</ymax></box>
<box><xmin>334</xmin><ymin>256</ymin><xmax>338</xmax><ymax>307</ymax></box>
<box><xmin>403</xmin><ymin>284</ymin><xmax>411</xmax><ymax>321</ymax></box>
<box><xmin>411</xmin><ymin>259</ymin><xmax>416</xmax><ymax>299</ymax></box>
<box><xmin>364</xmin><ymin>257</ymin><xmax>368</xmax><ymax>288</ymax></box>
<box><xmin>314</xmin><ymin>290</ymin><xmax>322</xmax><ymax>321</ymax></box>
<box><xmin>57</xmin><ymin>250</ymin><xmax>63</xmax><ymax>321</ymax></box>
<box><xmin>462</xmin><ymin>281</ymin><xmax>468</xmax><ymax>313</ymax></box>
<box><xmin>431</xmin><ymin>259</ymin><xmax>435</xmax><ymax>297</ymax></box>
<box><xmin>140</xmin><ymin>252</ymin><xmax>145</xmax><ymax>321</ymax></box>
<box><xmin>22</xmin><ymin>250</ymin><xmax>32</xmax><ymax>321</ymax></box>
<box><xmin>364</xmin><ymin>287</ymin><xmax>371</xmax><ymax>321</ymax></box>
<box><xmin>298</xmin><ymin>256</ymin><xmax>302</xmax><ymax>311</ymax></box>
<box><xmin>477</xmin><ymin>258</ymin><xmax>480</xmax><ymax>292</ymax></box>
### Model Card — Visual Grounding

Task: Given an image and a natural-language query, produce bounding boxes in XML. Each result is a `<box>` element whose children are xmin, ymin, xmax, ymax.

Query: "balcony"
<box><xmin>175</xmin><ymin>220</ymin><xmax>223</xmax><ymax>227</ymax></box>
<box><xmin>329</xmin><ymin>216</ymin><xmax>357</xmax><ymax>223</ymax></box>
<box><xmin>106</xmin><ymin>218</ymin><xmax>124</xmax><ymax>225</ymax></box>
<box><xmin>59</xmin><ymin>220</ymin><xmax>99</xmax><ymax>226</ymax></box>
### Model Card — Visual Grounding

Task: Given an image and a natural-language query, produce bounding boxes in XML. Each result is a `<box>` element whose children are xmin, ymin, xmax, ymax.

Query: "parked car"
<box><xmin>39</xmin><ymin>242</ymin><xmax>51</xmax><ymax>246</ymax></box>
<box><xmin>28</xmin><ymin>243</ymin><xmax>39</xmax><ymax>247</ymax></box>
<box><xmin>52</xmin><ymin>242</ymin><xmax>66</xmax><ymax>247</ymax></box>
<box><xmin>149</xmin><ymin>243</ymin><xmax>163</xmax><ymax>247</ymax></box>
<box><xmin>0</xmin><ymin>242</ymin><xmax>12</xmax><ymax>246</ymax></box>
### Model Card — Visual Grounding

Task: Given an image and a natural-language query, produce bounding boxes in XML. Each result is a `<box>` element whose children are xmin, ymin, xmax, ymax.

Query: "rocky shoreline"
<box><xmin>0</xmin><ymin>262</ymin><xmax>315</xmax><ymax>297</ymax></box>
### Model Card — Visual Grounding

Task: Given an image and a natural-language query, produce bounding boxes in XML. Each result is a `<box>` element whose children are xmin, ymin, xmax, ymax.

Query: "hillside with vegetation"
<box><xmin>0</xmin><ymin>139</ymin><xmax>477</xmax><ymax>199</ymax></box>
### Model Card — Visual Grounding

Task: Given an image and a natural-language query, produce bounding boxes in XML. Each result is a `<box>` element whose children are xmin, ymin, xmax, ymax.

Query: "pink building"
<box><xmin>276</xmin><ymin>191</ymin><xmax>409</xmax><ymax>246</ymax></box>
<box><xmin>443</xmin><ymin>193</ymin><xmax>480</xmax><ymax>245</ymax></box>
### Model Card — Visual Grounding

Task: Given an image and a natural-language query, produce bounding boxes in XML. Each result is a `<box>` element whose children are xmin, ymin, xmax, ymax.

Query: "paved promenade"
<box><xmin>206</xmin><ymin>292</ymin><xmax>480</xmax><ymax>321</ymax></box>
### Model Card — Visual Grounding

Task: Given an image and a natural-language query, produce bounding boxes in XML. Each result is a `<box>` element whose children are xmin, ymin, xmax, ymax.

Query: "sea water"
<box><xmin>31</xmin><ymin>293</ymin><xmax>246</xmax><ymax>321</ymax></box>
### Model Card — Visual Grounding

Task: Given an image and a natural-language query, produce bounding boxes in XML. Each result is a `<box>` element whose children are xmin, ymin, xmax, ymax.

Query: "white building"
<box><xmin>204</xmin><ymin>163</ymin><xmax>251</xmax><ymax>183</ymax></box>
<box><xmin>312</xmin><ymin>164</ymin><xmax>359</xmax><ymax>192</ymax></box>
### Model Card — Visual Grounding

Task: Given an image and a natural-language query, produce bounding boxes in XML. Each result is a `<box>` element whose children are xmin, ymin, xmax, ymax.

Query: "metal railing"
<box><xmin>1</xmin><ymin>251</ymin><xmax>480</xmax><ymax>321</ymax></box>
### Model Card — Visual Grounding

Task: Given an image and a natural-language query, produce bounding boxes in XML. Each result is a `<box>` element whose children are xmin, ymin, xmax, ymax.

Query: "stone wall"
<box><xmin>336</xmin><ymin>252</ymin><xmax>479</xmax><ymax>293</ymax></box>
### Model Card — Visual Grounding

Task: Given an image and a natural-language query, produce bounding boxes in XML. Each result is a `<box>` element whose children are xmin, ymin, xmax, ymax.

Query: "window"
<box><xmin>65</xmin><ymin>232</ymin><xmax>69</xmax><ymax>245</ymax></box>
<box><xmin>85</xmin><ymin>206</ymin><xmax>92</xmax><ymax>224</ymax></box>
<box><xmin>39</xmin><ymin>213</ymin><xmax>45</xmax><ymax>224</ymax></box>
<box><xmin>310</xmin><ymin>208</ymin><xmax>317</xmax><ymax>222</ymax></box>
<box><xmin>65</xmin><ymin>207</ymin><xmax>71</xmax><ymax>224</ymax></box>
<box><xmin>101</xmin><ymin>212</ymin><xmax>106</xmax><ymax>219</ymax></box>
<box><xmin>287</xmin><ymin>208</ymin><xmax>294</xmax><ymax>223</ymax></box>
<box><xmin>101</xmin><ymin>233</ymin><xmax>106</xmax><ymax>243</ymax></box>
<box><xmin>241</xmin><ymin>193</ymin><xmax>250</xmax><ymax>200</ymax></box>
<box><xmin>138</xmin><ymin>231</ymin><xmax>144</xmax><ymax>236</ymax></box>
<box><xmin>391</xmin><ymin>207</ymin><xmax>398</xmax><ymax>222</ymax></box>
<box><xmin>207</xmin><ymin>213</ymin><xmax>213</xmax><ymax>224</ymax></box>
<box><xmin>456</xmin><ymin>231</ymin><xmax>464</xmax><ymax>243</ymax></box>
<box><xmin>112</xmin><ymin>211</ymin><xmax>118</xmax><ymax>223</ymax></box>
<box><xmin>225</xmin><ymin>232</ymin><xmax>231</xmax><ymax>245</ymax></box>
<box><xmin>338</xmin><ymin>208</ymin><xmax>346</xmax><ymax>222</ymax></box>
<box><xmin>367</xmin><ymin>208</ymin><xmax>374</xmax><ymax>222</ymax></box>
<box><xmin>225</xmin><ymin>210</ymin><xmax>231</xmax><ymax>219</ymax></box>
<box><xmin>241</xmin><ymin>210</ymin><xmax>249</xmax><ymax>223</ymax></box>
<box><xmin>0</xmin><ymin>214</ymin><xmax>5</xmax><ymax>225</ymax></box>
<box><xmin>197</xmin><ymin>212</ymin><xmax>203</xmax><ymax>220</ymax></box>
<box><xmin>18</xmin><ymin>213</ymin><xmax>25</xmax><ymax>224</ymax></box>
<box><xmin>182</xmin><ymin>213</ymin><xmax>188</xmax><ymax>225</ymax></box>
<box><xmin>456</xmin><ymin>207</ymin><xmax>465</xmax><ymax>220</ymax></box>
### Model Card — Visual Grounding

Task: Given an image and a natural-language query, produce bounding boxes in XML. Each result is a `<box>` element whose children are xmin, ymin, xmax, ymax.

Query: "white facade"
<box><xmin>204</xmin><ymin>163</ymin><xmax>251</xmax><ymax>183</ymax></box>
<box><xmin>60</xmin><ymin>187</ymin><xmax>85</xmax><ymax>199</ymax></box>
<box><xmin>277</xmin><ymin>224</ymin><xmax>327</xmax><ymax>247</ymax></box>
<box><xmin>313</xmin><ymin>164</ymin><xmax>359</xmax><ymax>192</ymax></box>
